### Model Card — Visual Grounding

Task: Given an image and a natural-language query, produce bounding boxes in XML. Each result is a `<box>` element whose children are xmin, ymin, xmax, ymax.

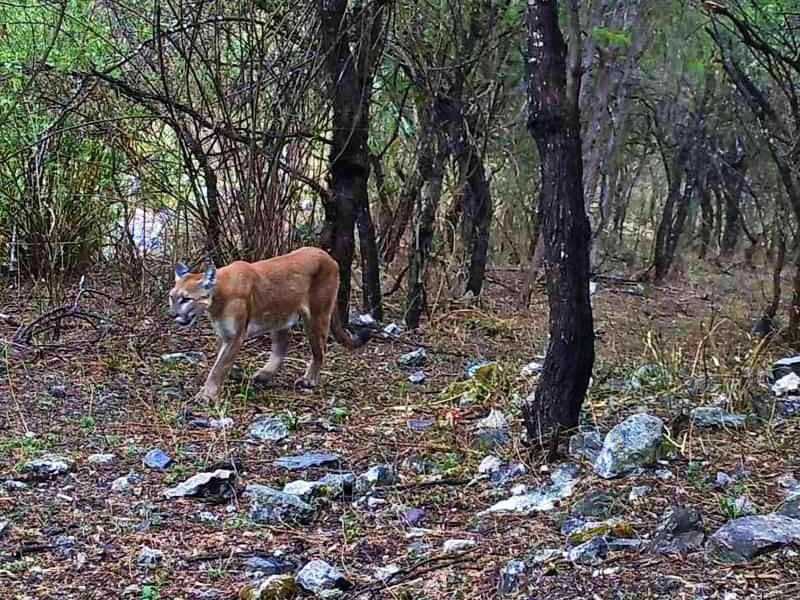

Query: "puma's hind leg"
<box><xmin>295</xmin><ymin>311</ymin><xmax>331</xmax><ymax>391</ymax></box>
<box><xmin>253</xmin><ymin>329</ymin><xmax>290</xmax><ymax>384</ymax></box>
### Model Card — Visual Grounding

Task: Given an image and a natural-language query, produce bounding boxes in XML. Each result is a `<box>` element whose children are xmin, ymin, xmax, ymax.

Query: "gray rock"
<box><xmin>248</xmin><ymin>415</ymin><xmax>291</xmax><ymax>442</ymax></box>
<box><xmin>568</xmin><ymin>536</ymin><xmax>608</xmax><ymax>565</ymax></box>
<box><xmin>111</xmin><ymin>472</ymin><xmax>141</xmax><ymax>493</ymax></box>
<box><xmin>571</xmin><ymin>490</ymin><xmax>614</xmax><ymax>519</ymax></box>
<box><xmin>161</xmin><ymin>351</ymin><xmax>205</xmax><ymax>364</ymax></box>
<box><xmin>137</xmin><ymin>546</ymin><xmax>164</xmax><ymax>568</ymax></box>
<box><xmin>560</xmin><ymin>517</ymin><xmax>586</xmax><ymax>536</ymax></box>
<box><xmin>464</xmin><ymin>359</ymin><xmax>493</xmax><ymax>378</ymax></box>
<box><xmin>143</xmin><ymin>448</ymin><xmax>173</xmax><ymax>470</ymax></box>
<box><xmin>520</xmin><ymin>361</ymin><xmax>543</xmax><ymax>377</ymax></box>
<box><xmin>163</xmin><ymin>470</ymin><xmax>234</xmax><ymax>499</ymax></box>
<box><xmin>628</xmin><ymin>485</ymin><xmax>652</xmax><ymax>502</ymax></box>
<box><xmin>87</xmin><ymin>453</ymin><xmax>115</xmax><ymax>466</ymax></box>
<box><xmin>714</xmin><ymin>471</ymin><xmax>733</xmax><ymax>489</ymax></box>
<box><xmin>531</xmin><ymin>548</ymin><xmax>561</xmax><ymax>564</ymax></box>
<box><xmin>650</xmin><ymin>505</ymin><xmax>705</xmax><ymax>554</ymax></box>
<box><xmin>282</xmin><ymin>479</ymin><xmax>321</xmax><ymax>501</ymax></box>
<box><xmin>408</xmin><ymin>371</ymin><xmax>427</xmax><ymax>384</ymax></box>
<box><xmin>48</xmin><ymin>384</ymin><xmax>68</xmax><ymax>398</ymax></box>
<box><xmin>777</xmin><ymin>496</ymin><xmax>800</xmax><ymax>519</ymax></box>
<box><xmin>398</xmin><ymin>348</ymin><xmax>427</xmax><ymax>367</ymax></box>
<box><xmin>187</xmin><ymin>588</ymin><xmax>223</xmax><ymax>600</ymax></box>
<box><xmin>606</xmin><ymin>538</ymin><xmax>643</xmax><ymax>551</ymax></box>
<box><xmin>690</xmin><ymin>406</ymin><xmax>747</xmax><ymax>428</ymax></box>
<box><xmin>594</xmin><ymin>414</ymin><xmax>664</xmax><ymax>479</ymax></box>
<box><xmin>477</xmin><ymin>408</ymin><xmax>508</xmax><ymax>430</ymax></box>
<box><xmin>480</xmin><ymin>474</ymin><xmax>576</xmax><ymax>516</ymax></box>
<box><xmin>296</xmin><ymin>559</ymin><xmax>351</xmax><ymax>594</ymax></box>
<box><xmin>772</xmin><ymin>355</ymin><xmax>800</xmax><ymax>381</ymax></box>
<box><xmin>273</xmin><ymin>452</ymin><xmax>341</xmax><ymax>470</ymax></box>
<box><xmin>243</xmin><ymin>575</ymin><xmax>296</xmax><ymax>599</ymax></box>
<box><xmin>551</xmin><ymin>462</ymin><xmax>581</xmax><ymax>487</ymax></box>
<box><xmin>245</xmin><ymin>555</ymin><xmax>294</xmax><ymax>576</ymax></box>
<box><xmin>1</xmin><ymin>479</ymin><xmax>28</xmax><ymax>490</ymax></box>
<box><xmin>401</xmin><ymin>508</ymin><xmax>426</xmax><ymax>526</ymax></box>
<box><xmin>209</xmin><ymin>417</ymin><xmax>234</xmax><ymax>430</ymax></box>
<box><xmin>282</xmin><ymin>473</ymin><xmax>353</xmax><ymax>501</ymax></box>
<box><xmin>772</xmin><ymin>372</ymin><xmax>800</xmax><ymax>395</ymax></box>
<box><xmin>473</xmin><ymin>427</ymin><xmax>511</xmax><ymax>450</ymax></box>
<box><xmin>245</xmin><ymin>484</ymin><xmax>314</xmax><ymax>524</ymax></box>
<box><xmin>443</xmin><ymin>539</ymin><xmax>476</xmax><ymax>553</ymax></box>
<box><xmin>569</xmin><ymin>430</ymin><xmax>603</xmax><ymax>463</ymax></box>
<box><xmin>24</xmin><ymin>454</ymin><xmax>72</xmax><ymax>477</ymax></box>
<box><xmin>356</xmin><ymin>464</ymin><xmax>396</xmax><ymax>492</ymax></box>
<box><xmin>497</xmin><ymin>559</ymin><xmax>527</xmax><ymax>595</ymax></box>
<box><xmin>407</xmin><ymin>417</ymin><xmax>434</xmax><ymax>431</ymax></box>
<box><xmin>655</xmin><ymin>468</ymin><xmax>674</xmax><ymax>480</ymax></box>
<box><xmin>0</xmin><ymin>520</ymin><xmax>8</xmax><ymax>538</ymax></box>
<box><xmin>706</xmin><ymin>514</ymin><xmax>800</xmax><ymax>562</ymax></box>
<box><xmin>478</xmin><ymin>455</ymin><xmax>503</xmax><ymax>474</ymax></box>
<box><xmin>491</xmin><ymin>462</ymin><xmax>528</xmax><ymax>486</ymax></box>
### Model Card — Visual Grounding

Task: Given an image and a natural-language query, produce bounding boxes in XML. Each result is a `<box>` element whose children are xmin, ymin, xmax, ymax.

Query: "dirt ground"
<box><xmin>1</xmin><ymin>262</ymin><xmax>799</xmax><ymax>599</ymax></box>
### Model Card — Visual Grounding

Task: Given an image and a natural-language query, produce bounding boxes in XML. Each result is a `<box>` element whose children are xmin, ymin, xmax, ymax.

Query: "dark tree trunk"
<box><xmin>457</xmin><ymin>143</ymin><xmax>493</xmax><ymax>296</ymax></box>
<box><xmin>318</xmin><ymin>0</ymin><xmax>385</xmax><ymax>322</ymax></box>
<box><xmin>181</xmin><ymin>129</ymin><xmax>224</xmax><ymax>266</ymax></box>
<box><xmin>380</xmin><ymin>167</ymin><xmax>419</xmax><ymax>265</ymax></box>
<box><xmin>698</xmin><ymin>183</ymin><xmax>714</xmax><ymax>260</ymax></box>
<box><xmin>720</xmin><ymin>162</ymin><xmax>747</xmax><ymax>259</ymax></box>
<box><xmin>523</xmin><ymin>0</ymin><xmax>595</xmax><ymax>450</ymax></box>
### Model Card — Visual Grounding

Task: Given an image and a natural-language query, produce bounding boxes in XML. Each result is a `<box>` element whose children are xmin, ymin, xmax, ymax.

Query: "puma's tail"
<box><xmin>331</xmin><ymin>305</ymin><xmax>371</xmax><ymax>350</ymax></box>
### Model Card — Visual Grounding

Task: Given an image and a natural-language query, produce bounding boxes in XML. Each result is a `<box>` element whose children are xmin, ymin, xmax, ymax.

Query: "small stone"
<box><xmin>478</xmin><ymin>456</ymin><xmax>503</xmax><ymax>474</ymax></box>
<box><xmin>594</xmin><ymin>414</ymin><xmax>664</xmax><ymax>479</ymax></box>
<box><xmin>497</xmin><ymin>559</ymin><xmax>527</xmax><ymax>595</ymax></box>
<box><xmin>713</xmin><ymin>471</ymin><xmax>733</xmax><ymax>489</ymax></box>
<box><xmin>137</xmin><ymin>546</ymin><xmax>164</xmax><ymax>568</ymax></box>
<box><xmin>650</xmin><ymin>505</ymin><xmax>705</xmax><ymax>554</ymax></box>
<box><xmin>383</xmin><ymin>323</ymin><xmax>402</xmax><ymax>336</ymax></box>
<box><xmin>401</xmin><ymin>508</ymin><xmax>426</xmax><ymax>526</ymax></box>
<box><xmin>111</xmin><ymin>472</ymin><xmax>140</xmax><ymax>493</ymax></box>
<box><xmin>273</xmin><ymin>452</ymin><xmax>341</xmax><ymax>470</ymax></box>
<box><xmin>401</xmin><ymin>454</ymin><xmax>428</xmax><ymax>474</ymax></box>
<box><xmin>245</xmin><ymin>555</ymin><xmax>294</xmax><ymax>576</ymax></box>
<box><xmin>187</xmin><ymin>588</ymin><xmax>223</xmax><ymax>600</ymax></box>
<box><xmin>198</xmin><ymin>511</ymin><xmax>219</xmax><ymax>524</ymax></box>
<box><xmin>511</xmin><ymin>483</ymin><xmax>527</xmax><ymax>495</ymax></box>
<box><xmin>567</xmin><ymin>518</ymin><xmax>633</xmax><ymax>545</ymax></box>
<box><xmin>443</xmin><ymin>539</ymin><xmax>476</xmax><ymax>553</ymax></box>
<box><xmin>2</xmin><ymin>479</ymin><xmax>28</xmax><ymax>490</ymax></box>
<box><xmin>772</xmin><ymin>372</ymin><xmax>800</xmax><ymax>395</ymax></box>
<box><xmin>161</xmin><ymin>351</ymin><xmax>205</xmax><ymax>364</ymax></box>
<box><xmin>571</xmin><ymin>490</ymin><xmax>614</xmax><ymax>519</ymax></box>
<box><xmin>531</xmin><ymin>548</ymin><xmax>561</xmax><ymax>564</ymax></box>
<box><xmin>568</xmin><ymin>430</ymin><xmax>603</xmax><ymax>463</ymax></box>
<box><xmin>690</xmin><ymin>406</ymin><xmax>747</xmax><ymax>428</ymax></box>
<box><xmin>473</xmin><ymin>427</ymin><xmax>510</xmax><ymax>450</ymax></box>
<box><xmin>244</xmin><ymin>484</ymin><xmax>314</xmax><ymax>524</ymax></box>
<box><xmin>490</xmin><ymin>462</ymin><xmax>527</xmax><ymax>486</ymax></box>
<box><xmin>477</xmin><ymin>408</ymin><xmax>507</xmax><ymax>430</ymax></box>
<box><xmin>374</xmin><ymin>564</ymin><xmax>401</xmax><ymax>582</ymax></box>
<box><xmin>606</xmin><ymin>538</ymin><xmax>643</xmax><ymax>551</ymax></box>
<box><xmin>706</xmin><ymin>514</ymin><xmax>800</xmax><ymax>562</ymax></box>
<box><xmin>356</xmin><ymin>464</ymin><xmax>396</xmax><ymax>492</ymax></box>
<box><xmin>48</xmin><ymin>384</ymin><xmax>68</xmax><ymax>398</ymax></box>
<box><xmin>655</xmin><ymin>468</ymin><xmax>674</xmax><ymax>480</ymax></box>
<box><xmin>365</xmin><ymin>496</ymin><xmax>386</xmax><ymax>511</ymax></box>
<box><xmin>163</xmin><ymin>470</ymin><xmax>235</xmax><ymax>499</ymax></box>
<box><xmin>568</xmin><ymin>536</ymin><xmax>608</xmax><ymax>565</ymax></box>
<box><xmin>209</xmin><ymin>417</ymin><xmax>234</xmax><ymax>429</ymax></box>
<box><xmin>0</xmin><ymin>520</ymin><xmax>8</xmax><ymax>538</ymax></box>
<box><xmin>248</xmin><ymin>415</ymin><xmax>290</xmax><ymax>442</ymax></box>
<box><xmin>240</xmin><ymin>574</ymin><xmax>296</xmax><ymax>600</ymax></box>
<box><xmin>296</xmin><ymin>559</ymin><xmax>351</xmax><ymax>594</ymax></box>
<box><xmin>87</xmin><ymin>453</ymin><xmax>115</xmax><ymax>466</ymax></box>
<box><xmin>550</xmin><ymin>462</ymin><xmax>581</xmax><ymax>486</ymax></box>
<box><xmin>520</xmin><ymin>361</ymin><xmax>543</xmax><ymax>377</ymax></box>
<box><xmin>629</xmin><ymin>485</ymin><xmax>652</xmax><ymax>502</ymax></box>
<box><xmin>24</xmin><ymin>454</ymin><xmax>72</xmax><ymax>478</ymax></box>
<box><xmin>398</xmin><ymin>348</ymin><xmax>427</xmax><ymax>368</ymax></box>
<box><xmin>731</xmin><ymin>496</ymin><xmax>757</xmax><ymax>518</ymax></box>
<box><xmin>408</xmin><ymin>371</ymin><xmax>426</xmax><ymax>384</ymax></box>
<box><xmin>350</xmin><ymin>313</ymin><xmax>375</xmax><ymax>327</ymax></box>
<box><xmin>777</xmin><ymin>496</ymin><xmax>800</xmax><ymax>519</ymax></box>
<box><xmin>281</xmin><ymin>474</ymin><xmax>353</xmax><ymax>501</ymax></box>
<box><xmin>407</xmin><ymin>418</ymin><xmax>434</xmax><ymax>431</ymax></box>
<box><xmin>143</xmin><ymin>448</ymin><xmax>172</xmax><ymax>470</ymax></box>
<box><xmin>560</xmin><ymin>517</ymin><xmax>585</xmax><ymax>536</ymax></box>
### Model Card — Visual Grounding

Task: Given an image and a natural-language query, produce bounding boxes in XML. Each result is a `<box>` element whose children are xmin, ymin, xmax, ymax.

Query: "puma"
<box><xmin>167</xmin><ymin>247</ymin><xmax>370</xmax><ymax>401</ymax></box>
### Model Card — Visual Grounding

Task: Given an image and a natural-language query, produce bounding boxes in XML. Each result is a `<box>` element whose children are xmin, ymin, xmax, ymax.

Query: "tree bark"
<box><xmin>523</xmin><ymin>0</ymin><xmax>595</xmax><ymax>451</ymax></box>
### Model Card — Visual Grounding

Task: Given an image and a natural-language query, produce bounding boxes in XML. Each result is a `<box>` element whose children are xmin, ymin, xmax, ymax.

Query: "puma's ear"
<box><xmin>175</xmin><ymin>263</ymin><xmax>189</xmax><ymax>280</ymax></box>
<box><xmin>201</xmin><ymin>264</ymin><xmax>217</xmax><ymax>290</ymax></box>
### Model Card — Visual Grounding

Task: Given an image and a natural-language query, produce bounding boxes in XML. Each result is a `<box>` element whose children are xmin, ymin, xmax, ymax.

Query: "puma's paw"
<box><xmin>193</xmin><ymin>388</ymin><xmax>216</xmax><ymax>403</ymax></box>
<box><xmin>251</xmin><ymin>370</ymin><xmax>275</xmax><ymax>386</ymax></box>
<box><xmin>293</xmin><ymin>377</ymin><xmax>315</xmax><ymax>393</ymax></box>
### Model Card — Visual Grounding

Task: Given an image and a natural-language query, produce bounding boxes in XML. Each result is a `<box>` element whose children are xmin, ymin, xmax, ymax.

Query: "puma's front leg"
<box><xmin>253</xmin><ymin>329</ymin><xmax>290</xmax><ymax>384</ymax></box>
<box><xmin>195</xmin><ymin>335</ymin><xmax>243</xmax><ymax>402</ymax></box>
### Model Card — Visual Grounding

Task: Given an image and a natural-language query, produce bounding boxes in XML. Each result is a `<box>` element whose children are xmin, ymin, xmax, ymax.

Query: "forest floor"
<box><xmin>1</xmin><ymin>261</ymin><xmax>799</xmax><ymax>600</ymax></box>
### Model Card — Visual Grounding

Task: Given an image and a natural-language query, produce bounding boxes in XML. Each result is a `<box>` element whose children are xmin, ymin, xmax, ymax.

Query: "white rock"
<box><xmin>443</xmin><ymin>539</ymin><xmax>476</xmax><ymax>553</ymax></box>
<box><xmin>478</xmin><ymin>456</ymin><xmax>503</xmax><ymax>474</ymax></box>
<box><xmin>772</xmin><ymin>372</ymin><xmax>800</xmax><ymax>395</ymax></box>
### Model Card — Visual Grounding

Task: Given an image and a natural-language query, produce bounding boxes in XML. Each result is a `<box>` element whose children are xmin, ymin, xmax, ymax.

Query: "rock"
<box><xmin>296</xmin><ymin>559</ymin><xmax>351</xmax><ymax>594</ymax></box>
<box><xmin>655</xmin><ymin>468</ymin><xmax>674</xmax><ymax>480</ymax></box>
<box><xmin>48</xmin><ymin>384</ymin><xmax>68</xmax><ymax>398</ymax></box>
<box><xmin>1</xmin><ymin>479</ymin><xmax>27</xmax><ymax>490</ymax></box>
<box><xmin>408</xmin><ymin>371</ymin><xmax>426</xmax><ymax>384</ymax></box>
<box><xmin>568</xmin><ymin>536</ymin><xmax>608</xmax><ymax>565</ymax></box>
<box><xmin>356</xmin><ymin>465</ymin><xmax>396</xmax><ymax>492</ymax></box>
<box><xmin>491</xmin><ymin>462</ymin><xmax>528</xmax><ymax>486</ymax></box>
<box><xmin>772</xmin><ymin>372</ymin><xmax>800</xmax><ymax>395</ymax></box>
<box><xmin>401</xmin><ymin>454</ymin><xmax>428</xmax><ymax>474</ymax></box>
<box><xmin>777</xmin><ymin>496</ymin><xmax>800</xmax><ymax>519</ymax></box>
<box><xmin>248</xmin><ymin>416</ymin><xmax>291</xmax><ymax>442</ymax></box>
<box><xmin>210</xmin><ymin>417</ymin><xmax>234</xmax><ymax>430</ymax></box>
<box><xmin>0</xmin><ymin>520</ymin><xmax>8</xmax><ymax>538</ymax></box>
<box><xmin>282</xmin><ymin>480</ymin><xmax>320</xmax><ymax>501</ymax></box>
<box><xmin>240</xmin><ymin>574</ymin><xmax>296</xmax><ymax>600</ymax></box>
<box><xmin>350</xmin><ymin>313</ymin><xmax>375</xmax><ymax>327</ymax></box>
<box><xmin>282</xmin><ymin>473</ymin><xmax>353</xmax><ymax>501</ymax></box>
<box><xmin>567</xmin><ymin>518</ymin><xmax>633</xmax><ymax>545</ymax></box>
<box><xmin>730</xmin><ymin>496</ymin><xmax>757</xmax><ymax>518</ymax></box>
<box><xmin>531</xmin><ymin>548</ymin><xmax>561</xmax><ymax>564</ymax></box>
<box><xmin>163</xmin><ymin>470</ymin><xmax>235</xmax><ymax>499</ymax></box>
<box><xmin>273</xmin><ymin>452</ymin><xmax>341</xmax><ymax>470</ymax></box>
<box><xmin>245</xmin><ymin>555</ymin><xmax>294</xmax><ymax>576</ymax></box>
<box><xmin>187</xmin><ymin>588</ymin><xmax>223</xmax><ymax>600</ymax></box>
<box><xmin>478</xmin><ymin>456</ymin><xmax>503</xmax><ymax>474</ymax></box>
<box><xmin>690</xmin><ymin>406</ymin><xmax>747</xmax><ymax>428</ymax></box>
<box><xmin>628</xmin><ymin>485</ymin><xmax>652</xmax><ymax>502</ymax></box>
<box><xmin>594</xmin><ymin>414</ymin><xmax>664</xmax><ymax>479</ymax></box>
<box><xmin>401</xmin><ymin>508</ymin><xmax>426</xmax><ymax>526</ymax></box>
<box><xmin>374</xmin><ymin>564</ymin><xmax>401</xmax><ymax>582</ymax></box>
<box><xmin>137</xmin><ymin>546</ymin><xmax>164</xmax><ymax>568</ymax></box>
<box><xmin>650</xmin><ymin>505</ymin><xmax>705</xmax><ymax>554</ymax></box>
<box><xmin>198</xmin><ymin>511</ymin><xmax>219</xmax><ymax>524</ymax></box>
<box><xmin>706</xmin><ymin>514</ymin><xmax>800</xmax><ymax>562</ymax></box>
<box><xmin>382</xmin><ymin>323</ymin><xmax>402</xmax><ymax>336</ymax></box>
<box><xmin>772</xmin><ymin>356</ymin><xmax>800</xmax><ymax>380</ymax></box>
<box><xmin>320</xmin><ymin>473</ymin><xmax>355</xmax><ymax>496</ymax></box>
<box><xmin>497</xmin><ymin>559</ymin><xmax>527</xmax><ymax>595</ymax></box>
<box><xmin>606</xmin><ymin>538</ymin><xmax>643</xmax><ymax>551</ymax></box>
<box><xmin>24</xmin><ymin>454</ymin><xmax>72</xmax><ymax>478</ymax></box>
<box><xmin>568</xmin><ymin>430</ymin><xmax>603</xmax><ymax>463</ymax></box>
<box><xmin>407</xmin><ymin>418</ymin><xmax>434</xmax><ymax>431</ymax></box>
<box><xmin>111</xmin><ymin>472</ymin><xmax>141</xmax><ymax>493</ymax></box>
<box><xmin>398</xmin><ymin>348</ymin><xmax>427</xmax><ymax>368</ymax></box>
<box><xmin>550</xmin><ymin>462</ymin><xmax>581</xmax><ymax>487</ymax></box>
<box><xmin>480</xmin><ymin>477</ymin><xmax>576</xmax><ymax>516</ymax></box>
<box><xmin>443</xmin><ymin>539</ymin><xmax>476</xmax><ymax>553</ymax></box>
<box><xmin>161</xmin><ymin>351</ymin><xmax>205</xmax><ymax>364</ymax></box>
<box><xmin>560</xmin><ymin>518</ymin><xmax>586</xmax><ymax>536</ymax></box>
<box><xmin>473</xmin><ymin>427</ymin><xmax>510</xmax><ymax>450</ymax></box>
<box><xmin>87</xmin><ymin>453</ymin><xmax>115</xmax><ymax>466</ymax></box>
<box><xmin>244</xmin><ymin>484</ymin><xmax>314</xmax><ymax>524</ymax></box>
<box><xmin>571</xmin><ymin>490</ymin><xmax>614</xmax><ymax>519</ymax></box>
<box><xmin>477</xmin><ymin>408</ymin><xmax>508</xmax><ymax>430</ymax></box>
<box><xmin>143</xmin><ymin>448</ymin><xmax>173</xmax><ymax>470</ymax></box>
<box><xmin>520</xmin><ymin>361</ymin><xmax>543</xmax><ymax>377</ymax></box>
<box><xmin>365</xmin><ymin>496</ymin><xmax>386</xmax><ymax>511</ymax></box>
<box><xmin>714</xmin><ymin>471</ymin><xmax>733</xmax><ymax>489</ymax></box>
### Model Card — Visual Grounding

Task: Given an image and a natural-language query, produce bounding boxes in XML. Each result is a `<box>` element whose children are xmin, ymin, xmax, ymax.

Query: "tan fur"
<box><xmin>168</xmin><ymin>247</ymin><xmax>368</xmax><ymax>401</ymax></box>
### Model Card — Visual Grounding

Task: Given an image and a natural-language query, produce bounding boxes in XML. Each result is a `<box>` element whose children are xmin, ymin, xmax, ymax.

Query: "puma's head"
<box><xmin>168</xmin><ymin>263</ymin><xmax>217</xmax><ymax>327</ymax></box>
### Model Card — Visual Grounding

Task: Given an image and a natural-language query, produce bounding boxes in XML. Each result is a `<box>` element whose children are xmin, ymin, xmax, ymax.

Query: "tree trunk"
<box><xmin>698</xmin><ymin>183</ymin><xmax>713</xmax><ymax>260</ymax></box>
<box><xmin>318</xmin><ymin>0</ymin><xmax>386</xmax><ymax>322</ymax></box>
<box><xmin>523</xmin><ymin>0</ymin><xmax>595</xmax><ymax>451</ymax></box>
<box><xmin>457</xmin><ymin>142</ymin><xmax>493</xmax><ymax>296</ymax></box>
